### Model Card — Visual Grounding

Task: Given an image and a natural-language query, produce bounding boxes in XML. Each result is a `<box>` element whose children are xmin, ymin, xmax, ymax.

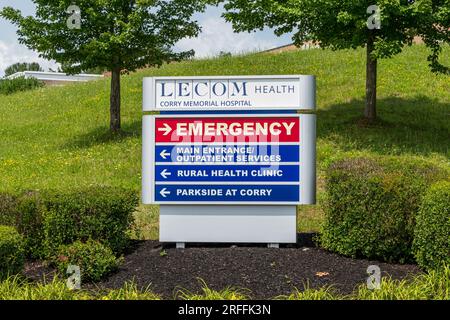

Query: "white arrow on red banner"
<box><xmin>157</xmin><ymin>123</ymin><xmax>172</xmax><ymax>136</ymax></box>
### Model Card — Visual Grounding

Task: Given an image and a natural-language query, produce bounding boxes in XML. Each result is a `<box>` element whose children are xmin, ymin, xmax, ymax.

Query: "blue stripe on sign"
<box><xmin>155</xmin><ymin>165</ymin><xmax>299</xmax><ymax>182</ymax></box>
<box><xmin>159</xmin><ymin>110</ymin><xmax>297</xmax><ymax>115</ymax></box>
<box><xmin>155</xmin><ymin>185</ymin><xmax>300</xmax><ymax>202</ymax></box>
<box><xmin>155</xmin><ymin>145</ymin><xmax>299</xmax><ymax>163</ymax></box>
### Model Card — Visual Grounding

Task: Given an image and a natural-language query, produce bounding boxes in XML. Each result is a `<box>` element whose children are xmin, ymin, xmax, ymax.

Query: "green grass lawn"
<box><xmin>1</xmin><ymin>44</ymin><xmax>449</xmax><ymax>238</ymax></box>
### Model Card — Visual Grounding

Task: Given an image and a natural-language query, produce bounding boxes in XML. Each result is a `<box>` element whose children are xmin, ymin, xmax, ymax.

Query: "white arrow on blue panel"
<box><xmin>160</xmin><ymin>169</ymin><xmax>172</xmax><ymax>179</ymax></box>
<box><xmin>160</xmin><ymin>188</ymin><xmax>171</xmax><ymax>198</ymax></box>
<box><xmin>160</xmin><ymin>149</ymin><xmax>171</xmax><ymax>159</ymax></box>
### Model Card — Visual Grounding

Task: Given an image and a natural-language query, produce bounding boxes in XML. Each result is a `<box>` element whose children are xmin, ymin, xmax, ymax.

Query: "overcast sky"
<box><xmin>0</xmin><ymin>1</ymin><xmax>292</xmax><ymax>77</ymax></box>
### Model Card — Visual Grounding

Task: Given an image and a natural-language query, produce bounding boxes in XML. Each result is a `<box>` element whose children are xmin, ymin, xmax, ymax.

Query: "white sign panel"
<box><xmin>143</xmin><ymin>75</ymin><xmax>316</xmax><ymax>111</ymax></box>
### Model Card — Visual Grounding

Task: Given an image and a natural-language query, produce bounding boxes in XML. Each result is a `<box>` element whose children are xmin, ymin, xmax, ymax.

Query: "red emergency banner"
<box><xmin>155</xmin><ymin>117</ymin><xmax>300</xmax><ymax>143</ymax></box>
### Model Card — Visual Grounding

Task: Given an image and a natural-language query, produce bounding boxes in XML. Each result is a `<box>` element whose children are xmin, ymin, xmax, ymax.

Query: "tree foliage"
<box><xmin>210</xmin><ymin>0</ymin><xmax>449</xmax><ymax>121</ymax></box>
<box><xmin>1</xmin><ymin>0</ymin><xmax>207</xmax><ymax>131</ymax></box>
<box><xmin>215</xmin><ymin>0</ymin><xmax>450</xmax><ymax>72</ymax></box>
<box><xmin>1</xmin><ymin>0</ymin><xmax>205</xmax><ymax>74</ymax></box>
<box><xmin>217</xmin><ymin>0</ymin><xmax>449</xmax><ymax>74</ymax></box>
<box><xmin>4</xmin><ymin>62</ymin><xmax>43</xmax><ymax>77</ymax></box>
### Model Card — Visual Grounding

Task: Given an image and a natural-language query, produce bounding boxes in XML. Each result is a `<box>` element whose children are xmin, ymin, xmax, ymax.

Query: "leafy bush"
<box><xmin>0</xmin><ymin>76</ymin><xmax>44</xmax><ymax>95</ymax></box>
<box><xmin>41</xmin><ymin>187</ymin><xmax>138</xmax><ymax>256</ymax></box>
<box><xmin>15</xmin><ymin>191</ymin><xmax>46</xmax><ymax>259</ymax></box>
<box><xmin>320</xmin><ymin>157</ymin><xmax>446</xmax><ymax>263</ymax></box>
<box><xmin>2</xmin><ymin>187</ymin><xmax>138</xmax><ymax>259</ymax></box>
<box><xmin>0</xmin><ymin>276</ymin><xmax>91</xmax><ymax>300</ymax></box>
<box><xmin>0</xmin><ymin>193</ymin><xmax>18</xmax><ymax>226</ymax></box>
<box><xmin>54</xmin><ymin>240</ymin><xmax>121</xmax><ymax>283</ymax></box>
<box><xmin>0</xmin><ymin>226</ymin><xmax>25</xmax><ymax>279</ymax></box>
<box><xmin>413</xmin><ymin>181</ymin><xmax>450</xmax><ymax>270</ymax></box>
<box><xmin>4</xmin><ymin>62</ymin><xmax>43</xmax><ymax>77</ymax></box>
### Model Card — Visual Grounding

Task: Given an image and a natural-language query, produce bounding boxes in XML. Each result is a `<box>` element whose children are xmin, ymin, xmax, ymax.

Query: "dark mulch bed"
<box><xmin>24</xmin><ymin>234</ymin><xmax>421</xmax><ymax>299</ymax></box>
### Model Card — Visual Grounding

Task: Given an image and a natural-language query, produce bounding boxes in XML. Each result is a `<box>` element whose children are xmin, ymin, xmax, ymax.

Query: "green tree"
<box><xmin>1</xmin><ymin>1</ymin><xmax>206</xmax><ymax>132</ymax></box>
<box><xmin>214</xmin><ymin>0</ymin><xmax>449</xmax><ymax>122</ymax></box>
<box><xmin>4</xmin><ymin>62</ymin><xmax>43</xmax><ymax>77</ymax></box>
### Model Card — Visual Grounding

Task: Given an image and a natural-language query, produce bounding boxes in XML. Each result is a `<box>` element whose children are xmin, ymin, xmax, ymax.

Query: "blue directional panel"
<box><xmin>155</xmin><ymin>145</ymin><xmax>300</xmax><ymax>163</ymax></box>
<box><xmin>155</xmin><ymin>165</ymin><xmax>299</xmax><ymax>182</ymax></box>
<box><xmin>155</xmin><ymin>185</ymin><xmax>300</xmax><ymax>202</ymax></box>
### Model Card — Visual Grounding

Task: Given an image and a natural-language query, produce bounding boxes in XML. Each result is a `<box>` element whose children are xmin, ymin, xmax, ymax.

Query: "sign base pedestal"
<box><xmin>160</xmin><ymin>205</ymin><xmax>297</xmax><ymax>244</ymax></box>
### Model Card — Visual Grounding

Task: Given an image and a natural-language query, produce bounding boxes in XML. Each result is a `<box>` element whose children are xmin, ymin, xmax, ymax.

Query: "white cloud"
<box><xmin>0</xmin><ymin>16</ymin><xmax>286</xmax><ymax>76</ymax></box>
<box><xmin>0</xmin><ymin>40</ymin><xmax>59</xmax><ymax>77</ymax></box>
<box><xmin>176</xmin><ymin>18</ymin><xmax>278</xmax><ymax>58</ymax></box>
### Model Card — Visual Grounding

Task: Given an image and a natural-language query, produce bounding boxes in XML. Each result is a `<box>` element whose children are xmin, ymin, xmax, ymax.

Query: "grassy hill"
<box><xmin>0</xmin><ymin>44</ymin><xmax>448</xmax><ymax>235</ymax></box>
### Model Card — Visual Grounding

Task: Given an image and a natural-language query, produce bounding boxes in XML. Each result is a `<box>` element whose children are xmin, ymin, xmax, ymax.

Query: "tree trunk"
<box><xmin>365</xmin><ymin>34</ymin><xmax>377</xmax><ymax>122</ymax></box>
<box><xmin>110</xmin><ymin>67</ymin><xmax>121</xmax><ymax>132</ymax></box>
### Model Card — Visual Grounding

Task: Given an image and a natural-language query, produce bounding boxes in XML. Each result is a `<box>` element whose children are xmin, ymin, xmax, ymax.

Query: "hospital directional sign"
<box><xmin>142</xmin><ymin>114</ymin><xmax>316</xmax><ymax>205</ymax></box>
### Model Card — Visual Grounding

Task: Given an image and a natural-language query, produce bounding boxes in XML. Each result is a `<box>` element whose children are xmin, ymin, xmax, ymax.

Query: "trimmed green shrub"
<box><xmin>8</xmin><ymin>187</ymin><xmax>138</xmax><ymax>259</ymax></box>
<box><xmin>15</xmin><ymin>191</ymin><xmax>46</xmax><ymax>259</ymax></box>
<box><xmin>0</xmin><ymin>193</ymin><xmax>18</xmax><ymax>226</ymax></box>
<box><xmin>41</xmin><ymin>187</ymin><xmax>138</xmax><ymax>256</ymax></box>
<box><xmin>0</xmin><ymin>76</ymin><xmax>44</xmax><ymax>95</ymax></box>
<box><xmin>321</xmin><ymin>157</ymin><xmax>446</xmax><ymax>263</ymax></box>
<box><xmin>54</xmin><ymin>240</ymin><xmax>121</xmax><ymax>283</ymax></box>
<box><xmin>0</xmin><ymin>226</ymin><xmax>25</xmax><ymax>279</ymax></box>
<box><xmin>413</xmin><ymin>181</ymin><xmax>450</xmax><ymax>270</ymax></box>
